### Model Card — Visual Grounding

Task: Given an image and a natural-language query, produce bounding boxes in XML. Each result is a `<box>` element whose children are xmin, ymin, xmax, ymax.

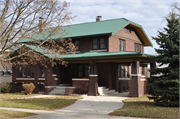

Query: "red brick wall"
<box><xmin>108</xmin><ymin>36</ymin><xmax>119</xmax><ymax>52</ymax></box>
<box><xmin>126</xmin><ymin>40</ymin><xmax>134</xmax><ymax>51</ymax></box>
<box><xmin>73</xmin><ymin>80</ymin><xmax>89</xmax><ymax>94</ymax></box>
<box><xmin>65</xmin><ymin>87</ymin><xmax>76</xmax><ymax>95</ymax></box>
<box><xmin>79</xmin><ymin>38</ymin><xmax>91</xmax><ymax>52</ymax></box>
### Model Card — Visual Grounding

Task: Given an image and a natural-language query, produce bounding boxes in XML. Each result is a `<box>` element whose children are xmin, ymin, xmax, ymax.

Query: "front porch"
<box><xmin>12</xmin><ymin>57</ymin><xmax>156</xmax><ymax>97</ymax></box>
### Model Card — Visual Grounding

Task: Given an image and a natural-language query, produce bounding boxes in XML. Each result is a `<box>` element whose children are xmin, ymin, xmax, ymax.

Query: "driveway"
<box><xmin>0</xmin><ymin>93</ymin><xmax>149</xmax><ymax>119</ymax></box>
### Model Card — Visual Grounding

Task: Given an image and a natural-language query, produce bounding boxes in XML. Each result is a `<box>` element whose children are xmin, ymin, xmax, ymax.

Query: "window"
<box><xmin>92</xmin><ymin>38</ymin><xmax>106</xmax><ymax>50</ymax></box>
<box><xmin>41</xmin><ymin>66</ymin><xmax>45</xmax><ymax>77</ymax></box>
<box><xmin>19</xmin><ymin>65</ymin><xmax>34</xmax><ymax>77</ymax></box>
<box><xmin>119</xmin><ymin>39</ymin><xmax>125</xmax><ymax>51</ymax></box>
<box><xmin>74</xmin><ymin>40</ymin><xmax>79</xmax><ymax>51</ymax></box>
<box><xmin>134</xmin><ymin>43</ymin><xmax>143</xmax><ymax>53</ymax></box>
<box><xmin>92</xmin><ymin>39</ymin><xmax>98</xmax><ymax>50</ymax></box>
<box><xmin>118</xmin><ymin>64</ymin><xmax>129</xmax><ymax>78</ymax></box>
<box><xmin>142</xmin><ymin>66</ymin><xmax>145</xmax><ymax>75</ymax></box>
<box><xmin>77</xmin><ymin>64</ymin><xmax>90</xmax><ymax>77</ymax></box>
<box><xmin>126</xmin><ymin>28</ymin><xmax>131</xmax><ymax>33</ymax></box>
<box><xmin>100</xmin><ymin>38</ymin><xmax>105</xmax><ymax>49</ymax></box>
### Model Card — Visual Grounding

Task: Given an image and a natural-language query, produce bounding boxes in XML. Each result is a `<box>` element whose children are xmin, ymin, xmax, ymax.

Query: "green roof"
<box><xmin>18</xmin><ymin>18</ymin><xmax>153</xmax><ymax>46</ymax></box>
<box><xmin>24</xmin><ymin>45</ymin><xmax>154</xmax><ymax>60</ymax></box>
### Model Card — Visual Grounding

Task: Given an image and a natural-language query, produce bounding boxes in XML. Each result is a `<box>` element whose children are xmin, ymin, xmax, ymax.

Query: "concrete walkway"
<box><xmin>0</xmin><ymin>93</ymin><xmax>150</xmax><ymax>119</ymax></box>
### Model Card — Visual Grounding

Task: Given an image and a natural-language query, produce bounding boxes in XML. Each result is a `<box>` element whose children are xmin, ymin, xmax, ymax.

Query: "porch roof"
<box><xmin>25</xmin><ymin>45</ymin><xmax>155</xmax><ymax>60</ymax></box>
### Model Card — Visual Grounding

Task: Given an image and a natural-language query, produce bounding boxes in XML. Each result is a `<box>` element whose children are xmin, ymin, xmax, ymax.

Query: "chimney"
<box><xmin>39</xmin><ymin>17</ymin><xmax>46</xmax><ymax>33</ymax></box>
<box><xmin>96</xmin><ymin>16</ymin><xmax>102</xmax><ymax>22</ymax></box>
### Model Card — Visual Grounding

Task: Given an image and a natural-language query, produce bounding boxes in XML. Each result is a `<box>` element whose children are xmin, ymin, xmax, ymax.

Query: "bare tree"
<box><xmin>0</xmin><ymin>0</ymin><xmax>76</xmax><ymax>67</ymax></box>
<box><xmin>172</xmin><ymin>2</ymin><xmax>180</xmax><ymax>17</ymax></box>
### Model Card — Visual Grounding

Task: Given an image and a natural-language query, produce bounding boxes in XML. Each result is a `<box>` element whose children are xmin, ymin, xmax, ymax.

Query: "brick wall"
<box><xmin>88</xmin><ymin>76</ymin><xmax>98</xmax><ymax>96</ymax></box>
<box><xmin>65</xmin><ymin>87</ymin><xmax>76</xmax><ymax>95</ymax></box>
<box><xmin>73</xmin><ymin>80</ymin><xmax>89</xmax><ymax>94</ymax></box>
<box><xmin>108</xmin><ymin>36</ymin><xmax>119</xmax><ymax>52</ymax></box>
<box><xmin>126</xmin><ymin>40</ymin><xmax>134</xmax><ymax>51</ymax></box>
<box><xmin>119</xmin><ymin>80</ymin><xmax>129</xmax><ymax>93</ymax></box>
<box><xmin>79</xmin><ymin>38</ymin><xmax>91</xmax><ymax>52</ymax></box>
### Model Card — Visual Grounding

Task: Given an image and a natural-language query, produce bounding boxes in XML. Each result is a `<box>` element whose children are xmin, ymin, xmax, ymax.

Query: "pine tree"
<box><xmin>147</xmin><ymin>12</ymin><xmax>179</xmax><ymax>107</ymax></box>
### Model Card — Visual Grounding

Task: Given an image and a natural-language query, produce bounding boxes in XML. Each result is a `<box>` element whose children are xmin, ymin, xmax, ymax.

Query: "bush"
<box><xmin>22</xmin><ymin>84</ymin><xmax>35</xmax><ymax>95</ymax></box>
<box><xmin>0</xmin><ymin>82</ymin><xmax>14</xmax><ymax>93</ymax></box>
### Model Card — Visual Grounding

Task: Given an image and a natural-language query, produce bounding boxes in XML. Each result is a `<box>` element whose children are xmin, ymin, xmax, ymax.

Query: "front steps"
<box><xmin>98</xmin><ymin>87</ymin><xmax>118</xmax><ymax>95</ymax></box>
<box><xmin>49</xmin><ymin>84</ymin><xmax>71</xmax><ymax>95</ymax></box>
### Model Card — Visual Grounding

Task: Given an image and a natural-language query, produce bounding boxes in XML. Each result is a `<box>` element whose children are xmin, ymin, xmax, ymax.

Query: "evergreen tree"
<box><xmin>147</xmin><ymin>12</ymin><xmax>179</xmax><ymax>107</ymax></box>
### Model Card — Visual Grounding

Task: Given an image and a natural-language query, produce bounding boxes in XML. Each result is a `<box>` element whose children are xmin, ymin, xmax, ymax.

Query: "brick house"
<box><xmin>11</xmin><ymin>16</ymin><xmax>156</xmax><ymax>97</ymax></box>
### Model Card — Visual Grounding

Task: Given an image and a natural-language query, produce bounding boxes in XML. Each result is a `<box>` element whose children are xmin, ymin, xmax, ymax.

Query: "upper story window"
<box><xmin>119</xmin><ymin>39</ymin><xmax>125</xmax><ymax>51</ymax></box>
<box><xmin>118</xmin><ymin>64</ymin><xmax>129</xmax><ymax>78</ymax></box>
<box><xmin>19</xmin><ymin>65</ymin><xmax>34</xmax><ymax>77</ymax></box>
<box><xmin>92</xmin><ymin>38</ymin><xmax>106</xmax><ymax>50</ymax></box>
<box><xmin>126</xmin><ymin>28</ymin><xmax>131</xmax><ymax>33</ymax></box>
<box><xmin>74</xmin><ymin>40</ymin><xmax>79</xmax><ymax>51</ymax></box>
<box><xmin>134</xmin><ymin>43</ymin><xmax>143</xmax><ymax>53</ymax></box>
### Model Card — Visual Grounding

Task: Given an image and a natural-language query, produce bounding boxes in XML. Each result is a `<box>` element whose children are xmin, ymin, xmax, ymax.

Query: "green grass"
<box><xmin>0</xmin><ymin>109</ymin><xmax>37</xmax><ymax>119</ymax></box>
<box><xmin>0</xmin><ymin>93</ymin><xmax>82</xmax><ymax>110</ymax></box>
<box><xmin>109</xmin><ymin>95</ymin><xmax>179</xmax><ymax>118</ymax></box>
<box><xmin>0</xmin><ymin>93</ymin><xmax>42</xmax><ymax>99</ymax></box>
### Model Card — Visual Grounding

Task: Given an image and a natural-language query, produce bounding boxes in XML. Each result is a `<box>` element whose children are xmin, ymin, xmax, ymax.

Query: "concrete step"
<box><xmin>59</xmin><ymin>84</ymin><xmax>71</xmax><ymax>86</ymax></box>
<box><xmin>49</xmin><ymin>86</ymin><xmax>66</xmax><ymax>95</ymax></box>
<box><xmin>98</xmin><ymin>86</ymin><xmax>118</xmax><ymax>95</ymax></box>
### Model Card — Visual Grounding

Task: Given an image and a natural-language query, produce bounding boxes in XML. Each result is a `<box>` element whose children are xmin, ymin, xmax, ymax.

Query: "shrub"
<box><xmin>22</xmin><ymin>84</ymin><xmax>35</xmax><ymax>95</ymax></box>
<box><xmin>0</xmin><ymin>82</ymin><xmax>14</xmax><ymax>93</ymax></box>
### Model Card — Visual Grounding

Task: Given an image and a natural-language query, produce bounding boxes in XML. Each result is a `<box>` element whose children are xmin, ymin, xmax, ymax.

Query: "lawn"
<box><xmin>0</xmin><ymin>93</ymin><xmax>42</xmax><ymax>99</ymax></box>
<box><xmin>0</xmin><ymin>93</ymin><xmax>82</xmax><ymax>110</ymax></box>
<box><xmin>0</xmin><ymin>109</ymin><xmax>37</xmax><ymax>119</ymax></box>
<box><xmin>109</xmin><ymin>95</ymin><xmax>179</xmax><ymax>118</ymax></box>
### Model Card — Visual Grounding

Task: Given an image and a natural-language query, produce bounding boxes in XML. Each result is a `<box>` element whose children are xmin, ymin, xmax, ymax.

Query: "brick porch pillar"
<box><xmin>88</xmin><ymin>63</ymin><xmax>99</xmax><ymax>96</ymax></box>
<box><xmin>129</xmin><ymin>61</ymin><xmax>141</xmax><ymax>97</ymax></box>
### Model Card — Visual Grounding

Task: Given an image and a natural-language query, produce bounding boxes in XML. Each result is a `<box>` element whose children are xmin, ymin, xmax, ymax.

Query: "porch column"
<box><xmin>112</xmin><ymin>63</ymin><xmax>118</xmax><ymax>91</ymax></box>
<box><xmin>129</xmin><ymin>61</ymin><xmax>141</xmax><ymax>97</ymax></box>
<box><xmin>45</xmin><ymin>64</ymin><xmax>55</xmax><ymax>94</ymax></box>
<box><xmin>88</xmin><ymin>62</ymin><xmax>99</xmax><ymax>96</ymax></box>
<box><xmin>34</xmin><ymin>63</ymin><xmax>41</xmax><ymax>93</ymax></box>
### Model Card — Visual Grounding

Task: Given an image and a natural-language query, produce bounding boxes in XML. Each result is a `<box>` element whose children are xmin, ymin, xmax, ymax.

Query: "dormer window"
<box><xmin>119</xmin><ymin>39</ymin><xmax>125</xmax><ymax>51</ymax></box>
<box><xmin>74</xmin><ymin>40</ymin><xmax>79</xmax><ymax>51</ymax></box>
<box><xmin>126</xmin><ymin>28</ymin><xmax>131</xmax><ymax>33</ymax></box>
<box><xmin>100</xmin><ymin>38</ymin><xmax>105</xmax><ymax>49</ymax></box>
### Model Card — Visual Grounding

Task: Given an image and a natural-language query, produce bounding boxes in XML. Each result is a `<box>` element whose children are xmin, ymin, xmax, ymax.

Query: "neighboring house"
<box><xmin>11</xmin><ymin>16</ymin><xmax>156</xmax><ymax>97</ymax></box>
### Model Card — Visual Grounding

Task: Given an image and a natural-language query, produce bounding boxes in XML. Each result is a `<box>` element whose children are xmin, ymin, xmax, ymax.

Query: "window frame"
<box><xmin>19</xmin><ymin>65</ymin><xmax>34</xmax><ymax>78</ymax></box>
<box><xmin>118</xmin><ymin>64</ymin><xmax>129</xmax><ymax>78</ymax></box>
<box><xmin>134</xmin><ymin>43</ymin><xmax>143</xmax><ymax>53</ymax></box>
<box><xmin>74</xmin><ymin>40</ymin><xmax>80</xmax><ymax>51</ymax></box>
<box><xmin>142</xmin><ymin>66</ymin><xmax>145</xmax><ymax>75</ymax></box>
<box><xmin>119</xmin><ymin>39</ymin><xmax>125</xmax><ymax>51</ymax></box>
<box><xmin>92</xmin><ymin>37</ymin><xmax>106</xmax><ymax>50</ymax></box>
<box><xmin>77</xmin><ymin>64</ymin><xmax>90</xmax><ymax>78</ymax></box>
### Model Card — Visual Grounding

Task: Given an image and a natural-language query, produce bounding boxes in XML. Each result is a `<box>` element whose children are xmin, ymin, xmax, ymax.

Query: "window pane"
<box><xmin>137</xmin><ymin>45</ymin><xmax>139</xmax><ymax>52</ymax></box>
<box><xmin>93</xmin><ymin>39</ymin><xmax>98</xmax><ymax>43</ymax></box>
<box><xmin>22</xmin><ymin>66</ymin><xmax>26</xmax><ymax>77</ymax></box>
<box><xmin>75</xmin><ymin>40</ymin><xmax>79</xmax><ymax>45</ymax></box>
<box><xmin>119</xmin><ymin>40</ymin><xmax>121</xmax><ymax>51</ymax></box>
<box><xmin>40</xmin><ymin>66</ymin><xmax>45</xmax><ymax>77</ymax></box>
<box><xmin>134</xmin><ymin>44</ymin><xmax>136</xmax><ymax>52</ymax></box>
<box><xmin>121</xmin><ymin>66</ymin><xmax>125</xmax><ymax>77</ymax></box>
<box><xmin>78</xmin><ymin>65</ymin><xmax>83</xmax><ymax>70</ymax></box>
<box><xmin>93</xmin><ymin>44</ymin><xmax>98</xmax><ymax>49</ymax></box>
<box><xmin>118</xmin><ymin>64</ymin><xmax>121</xmax><ymax>77</ymax></box>
<box><xmin>78</xmin><ymin>71</ymin><xmax>83</xmax><ymax>77</ymax></box>
<box><xmin>27</xmin><ymin>66</ymin><xmax>31</xmax><ymax>77</ymax></box>
<box><xmin>125</xmin><ymin>66</ymin><xmax>128</xmax><ymax>77</ymax></box>
<box><xmin>100</xmin><ymin>38</ymin><xmax>105</xmax><ymax>43</ymax></box>
<box><xmin>140</xmin><ymin>45</ymin><xmax>141</xmax><ymax>53</ymax></box>
<box><xmin>19</xmin><ymin>66</ymin><xmax>22</xmax><ymax>77</ymax></box>
<box><xmin>142</xmin><ymin>67</ymin><xmax>144</xmax><ymax>75</ymax></box>
<box><xmin>122</xmin><ymin>41</ymin><xmax>124</xmax><ymax>51</ymax></box>
<box><xmin>100</xmin><ymin>44</ymin><xmax>105</xmax><ymax>49</ymax></box>
<box><xmin>85</xmin><ymin>65</ymin><xmax>90</xmax><ymax>69</ymax></box>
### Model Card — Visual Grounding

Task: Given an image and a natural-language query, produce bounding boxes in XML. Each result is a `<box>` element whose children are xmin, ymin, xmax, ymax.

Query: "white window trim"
<box><xmin>72</xmin><ymin>78</ymin><xmax>89</xmax><ymax>81</ymax></box>
<box><xmin>140</xmin><ymin>79</ymin><xmax>147</xmax><ymax>81</ymax></box>
<box><xmin>131</xmin><ymin>74</ymin><xmax>141</xmax><ymax>76</ymax></box>
<box><xmin>54</xmin><ymin>78</ymin><xmax>58</xmax><ymax>80</ymax></box>
<box><xmin>90</xmin><ymin>49</ymin><xmax>106</xmax><ymax>52</ymax></box>
<box><xmin>16</xmin><ymin>78</ymin><xmax>34</xmax><ymax>80</ymax></box>
<box><xmin>52</xmin><ymin>74</ymin><xmax>57</xmax><ymax>76</ymax></box>
<box><xmin>119</xmin><ymin>78</ymin><xmax>130</xmax><ymax>80</ymax></box>
<box><xmin>89</xmin><ymin>74</ymin><xmax>98</xmax><ymax>77</ymax></box>
<box><xmin>38</xmin><ymin>78</ymin><xmax>45</xmax><ymax>80</ymax></box>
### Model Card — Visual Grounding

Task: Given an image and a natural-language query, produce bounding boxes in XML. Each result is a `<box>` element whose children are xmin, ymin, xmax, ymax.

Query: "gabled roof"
<box><xmin>18</xmin><ymin>18</ymin><xmax>152</xmax><ymax>46</ymax></box>
<box><xmin>23</xmin><ymin>45</ymin><xmax>154</xmax><ymax>60</ymax></box>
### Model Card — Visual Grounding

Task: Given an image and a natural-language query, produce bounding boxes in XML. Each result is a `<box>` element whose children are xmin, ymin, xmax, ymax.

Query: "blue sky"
<box><xmin>66</xmin><ymin>0</ymin><xmax>179</xmax><ymax>55</ymax></box>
